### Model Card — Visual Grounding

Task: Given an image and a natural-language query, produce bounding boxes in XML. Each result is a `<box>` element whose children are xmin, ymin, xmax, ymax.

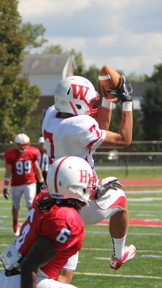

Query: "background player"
<box><xmin>36</xmin><ymin>136</ymin><xmax>48</xmax><ymax>194</ymax></box>
<box><xmin>42</xmin><ymin>75</ymin><xmax>136</xmax><ymax>271</ymax></box>
<box><xmin>0</xmin><ymin>156</ymin><xmax>95</xmax><ymax>288</ymax></box>
<box><xmin>3</xmin><ymin>133</ymin><xmax>46</xmax><ymax>236</ymax></box>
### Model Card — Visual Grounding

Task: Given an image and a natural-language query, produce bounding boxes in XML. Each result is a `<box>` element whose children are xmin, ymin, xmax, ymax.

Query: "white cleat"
<box><xmin>110</xmin><ymin>244</ymin><xmax>136</xmax><ymax>270</ymax></box>
<box><xmin>13</xmin><ymin>227</ymin><xmax>20</xmax><ymax>237</ymax></box>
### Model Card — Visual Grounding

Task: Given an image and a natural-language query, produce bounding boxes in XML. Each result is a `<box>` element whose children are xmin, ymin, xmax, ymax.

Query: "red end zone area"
<box><xmin>120</xmin><ymin>178</ymin><xmax>162</xmax><ymax>187</ymax></box>
<box><xmin>97</xmin><ymin>219</ymin><xmax>162</xmax><ymax>227</ymax></box>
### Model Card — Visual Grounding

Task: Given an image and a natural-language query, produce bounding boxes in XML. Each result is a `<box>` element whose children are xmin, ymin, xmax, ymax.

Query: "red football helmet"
<box><xmin>14</xmin><ymin>133</ymin><xmax>30</xmax><ymax>153</ymax></box>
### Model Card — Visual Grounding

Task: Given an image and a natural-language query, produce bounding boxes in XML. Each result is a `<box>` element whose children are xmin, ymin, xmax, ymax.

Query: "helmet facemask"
<box><xmin>16</xmin><ymin>143</ymin><xmax>29</xmax><ymax>153</ymax></box>
<box><xmin>14</xmin><ymin>133</ymin><xmax>30</xmax><ymax>153</ymax></box>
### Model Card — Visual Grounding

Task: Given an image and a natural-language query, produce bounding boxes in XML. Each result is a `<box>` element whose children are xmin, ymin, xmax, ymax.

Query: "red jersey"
<box><xmin>4</xmin><ymin>146</ymin><xmax>40</xmax><ymax>186</ymax></box>
<box><xmin>15</xmin><ymin>191</ymin><xmax>84</xmax><ymax>279</ymax></box>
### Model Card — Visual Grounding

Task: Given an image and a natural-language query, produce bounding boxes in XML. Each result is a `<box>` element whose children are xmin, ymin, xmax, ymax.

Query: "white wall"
<box><xmin>133</xmin><ymin>96</ymin><xmax>142</xmax><ymax>110</ymax></box>
<box><xmin>27</xmin><ymin>74</ymin><xmax>62</xmax><ymax>96</ymax></box>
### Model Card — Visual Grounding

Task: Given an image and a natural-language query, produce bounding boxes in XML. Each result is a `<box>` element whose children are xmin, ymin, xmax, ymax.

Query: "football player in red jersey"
<box><xmin>0</xmin><ymin>156</ymin><xmax>95</xmax><ymax>288</ymax></box>
<box><xmin>3</xmin><ymin>133</ymin><xmax>46</xmax><ymax>236</ymax></box>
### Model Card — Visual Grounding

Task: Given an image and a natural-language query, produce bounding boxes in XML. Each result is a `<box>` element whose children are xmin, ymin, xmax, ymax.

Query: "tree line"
<box><xmin>1</xmin><ymin>0</ymin><xmax>162</xmax><ymax>144</ymax></box>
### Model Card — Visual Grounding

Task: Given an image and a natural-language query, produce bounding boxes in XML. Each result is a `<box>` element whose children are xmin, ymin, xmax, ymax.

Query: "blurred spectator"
<box><xmin>37</xmin><ymin>137</ymin><xmax>48</xmax><ymax>194</ymax></box>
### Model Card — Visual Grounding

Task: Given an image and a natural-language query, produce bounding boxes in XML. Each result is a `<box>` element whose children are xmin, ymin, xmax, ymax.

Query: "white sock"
<box><xmin>111</xmin><ymin>236</ymin><xmax>126</xmax><ymax>259</ymax></box>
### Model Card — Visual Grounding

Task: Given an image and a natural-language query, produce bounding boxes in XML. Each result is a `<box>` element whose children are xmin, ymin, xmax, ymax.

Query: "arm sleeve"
<box><xmin>4</xmin><ymin>151</ymin><xmax>13</xmax><ymax>165</ymax></box>
<box><xmin>30</xmin><ymin>147</ymin><xmax>41</xmax><ymax>163</ymax></box>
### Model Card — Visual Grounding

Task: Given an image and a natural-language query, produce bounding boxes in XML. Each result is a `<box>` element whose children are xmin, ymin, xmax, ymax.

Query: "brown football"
<box><xmin>98</xmin><ymin>66</ymin><xmax>122</xmax><ymax>104</ymax></box>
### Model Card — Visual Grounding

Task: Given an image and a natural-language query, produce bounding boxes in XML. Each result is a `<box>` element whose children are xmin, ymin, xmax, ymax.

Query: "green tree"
<box><xmin>43</xmin><ymin>44</ymin><xmax>63</xmax><ymax>54</ymax></box>
<box><xmin>0</xmin><ymin>0</ymin><xmax>41</xmax><ymax>143</ymax></box>
<box><xmin>81</xmin><ymin>65</ymin><xmax>100</xmax><ymax>91</ymax></box>
<box><xmin>109</xmin><ymin>104</ymin><xmax>144</xmax><ymax>142</ymax></box>
<box><xmin>42</xmin><ymin>44</ymin><xmax>86</xmax><ymax>76</ymax></box>
<box><xmin>141</xmin><ymin>84</ymin><xmax>162</xmax><ymax>140</ymax></box>
<box><xmin>19</xmin><ymin>22</ymin><xmax>48</xmax><ymax>49</ymax></box>
<box><xmin>70</xmin><ymin>48</ymin><xmax>86</xmax><ymax>75</ymax></box>
<box><xmin>145</xmin><ymin>62</ymin><xmax>162</xmax><ymax>84</ymax></box>
<box><xmin>132</xmin><ymin>109</ymin><xmax>144</xmax><ymax>141</ymax></box>
<box><xmin>25</xmin><ymin>114</ymin><xmax>42</xmax><ymax>143</ymax></box>
<box><xmin>126</xmin><ymin>72</ymin><xmax>147</xmax><ymax>82</ymax></box>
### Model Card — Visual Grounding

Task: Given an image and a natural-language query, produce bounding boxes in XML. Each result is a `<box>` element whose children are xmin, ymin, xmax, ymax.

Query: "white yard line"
<box><xmin>129</xmin><ymin>203</ymin><xmax>161</xmax><ymax>206</ymax></box>
<box><xmin>74</xmin><ymin>272</ymin><xmax>162</xmax><ymax>280</ymax></box>
<box><xmin>81</xmin><ymin>248</ymin><xmax>162</xmax><ymax>253</ymax></box>
<box><xmin>141</xmin><ymin>255</ymin><xmax>162</xmax><ymax>258</ymax></box>
<box><xmin>94</xmin><ymin>257</ymin><xmax>111</xmax><ymax>260</ymax></box>
<box><xmin>127</xmin><ymin>197</ymin><xmax>162</xmax><ymax>201</ymax></box>
<box><xmin>85</xmin><ymin>231</ymin><xmax>162</xmax><ymax>236</ymax></box>
<box><xmin>126</xmin><ymin>190</ymin><xmax>162</xmax><ymax>194</ymax></box>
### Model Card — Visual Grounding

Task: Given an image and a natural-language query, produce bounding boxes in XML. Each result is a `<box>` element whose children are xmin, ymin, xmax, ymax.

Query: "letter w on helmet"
<box><xmin>54</xmin><ymin>76</ymin><xmax>99</xmax><ymax>117</ymax></box>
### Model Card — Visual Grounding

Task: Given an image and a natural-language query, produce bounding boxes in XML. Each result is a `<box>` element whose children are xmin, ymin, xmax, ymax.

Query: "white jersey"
<box><xmin>42</xmin><ymin>105</ymin><xmax>106</xmax><ymax>170</ymax></box>
<box><xmin>42</xmin><ymin>105</ymin><xmax>126</xmax><ymax>227</ymax></box>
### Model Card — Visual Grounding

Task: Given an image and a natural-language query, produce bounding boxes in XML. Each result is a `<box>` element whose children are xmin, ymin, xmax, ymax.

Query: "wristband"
<box><xmin>4</xmin><ymin>178</ymin><xmax>10</xmax><ymax>182</ymax></box>
<box><xmin>4</xmin><ymin>185</ymin><xmax>8</xmax><ymax>189</ymax></box>
<box><xmin>122</xmin><ymin>101</ymin><xmax>132</xmax><ymax>112</ymax></box>
<box><xmin>101</xmin><ymin>98</ymin><xmax>112</xmax><ymax>109</ymax></box>
<box><xmin>39</xmin><ymin>178</ymin><xmax>44</xmax><ymax>183</ymax></box>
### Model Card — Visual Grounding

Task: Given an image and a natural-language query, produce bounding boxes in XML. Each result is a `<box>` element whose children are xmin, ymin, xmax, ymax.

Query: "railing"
<box><xmin>94</xmin><ymin>151</ymin><xmax>162</xmax><ymax>176</ymax></box>
<box><xmin>1</xmin><ymin>141</ymin><xmax>162</xmax><ymax>177</ymax></box>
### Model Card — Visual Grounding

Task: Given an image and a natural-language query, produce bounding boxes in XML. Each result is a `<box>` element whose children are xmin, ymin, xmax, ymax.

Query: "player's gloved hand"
<box><xmin>94</xmin><ymin>177</ymin><xmax>122</xmax><ymax>200</ymax></box>
<box><xmin>3</xmin><ymin>188</ymin><xmax>10</xmax><ymax>200</ymax></box>
<box><xmin>107</xmin><ymin>75</ymin><xmax>133</xmax><ymax>102</ymax></box>
<box><xmin>39</xmin><ymin>181</ymin><xmax>47</xmax><ymax>190</ymax></box>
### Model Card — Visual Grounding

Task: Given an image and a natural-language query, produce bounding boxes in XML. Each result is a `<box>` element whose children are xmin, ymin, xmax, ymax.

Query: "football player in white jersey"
<box><xmin>42</xmin><ymin>75</ymin><xmax>136</xmax><ymax>274</ymax></box>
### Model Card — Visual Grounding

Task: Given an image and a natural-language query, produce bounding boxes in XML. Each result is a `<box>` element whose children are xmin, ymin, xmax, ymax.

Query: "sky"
<box><xmin>18</xmin><ymin>0</ymin><xmax>162</xmax><ymax>77</ymax></box>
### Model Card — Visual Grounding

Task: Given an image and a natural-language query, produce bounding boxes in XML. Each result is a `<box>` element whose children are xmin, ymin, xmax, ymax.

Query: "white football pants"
<box><xmin>11</xmin><ymin>183</ymin><xmax>36</xmax><ymax>211</ymax></box>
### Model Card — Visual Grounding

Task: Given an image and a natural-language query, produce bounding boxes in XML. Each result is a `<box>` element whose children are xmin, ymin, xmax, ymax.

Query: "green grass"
<box><xmin>0</xmin><ymin>189</ymin><xmax>162</xmax><ymax>288</ymax></box>
<box><xmin>0</xmin><ymin>161</ymin><xmax>162</xmax><ymax>181</ymax></box>
<box><xmin>95</xmin><ymin>167</ymin><xmax>162</xmax><ymax>179</ymax></box>
<box><xmin>0</xmin><ymin>160</ymin><xmax>162</xmax><ymax>287</ymax></box>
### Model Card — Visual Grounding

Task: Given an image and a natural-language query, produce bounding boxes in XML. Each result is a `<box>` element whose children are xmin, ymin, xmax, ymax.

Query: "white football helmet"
<box><xmin>14</xmin><ymin>133</ymin><xmax>30</xmax><ymax>153</ymax></box>
<box><xmin>47</xmin><ymin>156</ymin><xmax>96</xmax><ymax>205</ymax></box>
<box><xmin>54</xmin><ymin>76</ymin><xmax>99</xmax><ymax>116</ymax></box>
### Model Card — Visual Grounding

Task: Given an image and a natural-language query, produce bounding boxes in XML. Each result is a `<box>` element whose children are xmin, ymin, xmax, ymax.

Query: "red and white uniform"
<box><xmin>4</xmin><ymin>147</ymin><xmax>40</xmax><ymax>186</ymax></box>
<box><xmin>15</xmin><ymin>191</ymin><xmax>84</xmax><ymax>280</ymax></box>
<box><xmin>42</xmin><ymin>106</ymin><xmax>106</xmax><ymax>168</ymax></box>
<box><xmin>42</xmin><ymin>105</ymin><xmax>126</xmax><ymax>224</ymax></box>
<box><xmin>4</xmin><ymin>146</ymin><xmax>40</xmax><ymax>210</ymax></box>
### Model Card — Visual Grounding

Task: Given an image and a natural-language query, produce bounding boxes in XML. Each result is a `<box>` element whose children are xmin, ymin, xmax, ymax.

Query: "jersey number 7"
<box><xmin>43</xmin><ymin>130</ymin><xmax>55</xmax><ymax>164</ymax></box>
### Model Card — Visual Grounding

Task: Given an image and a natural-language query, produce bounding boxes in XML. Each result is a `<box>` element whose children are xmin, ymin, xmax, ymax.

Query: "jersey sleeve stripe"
<box><xmin>87</xmin><ymin>130</ymin><xmax>105</xmax><ymax>148</ymax></box>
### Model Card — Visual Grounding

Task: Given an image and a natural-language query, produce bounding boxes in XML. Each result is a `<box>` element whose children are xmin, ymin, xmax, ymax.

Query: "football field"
<box><xmin>0</xmin><ymin>189</ymin><xmax>162</xmax><ymax>288</ymax></box>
